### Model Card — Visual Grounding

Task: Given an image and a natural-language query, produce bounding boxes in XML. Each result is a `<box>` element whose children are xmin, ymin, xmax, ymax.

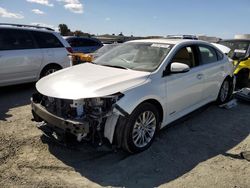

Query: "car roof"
<box><xmin>64</xmin><ymin>36</ymin><xmax>101</xmax><ymax>42</ymax></box>
<box><xmin>64</xmin><ymin>36</ymin><xmax>94</xmax><ymax>39</ymax></box>
<box><xmin>0</xmin><ymin>25</ymin><xmax>55</xmax><ymax>33</ymax></box>
<box><xmin>127</xmin><ymin>38</ymin><xmax>206</xmax><ymax>45</ymax></box>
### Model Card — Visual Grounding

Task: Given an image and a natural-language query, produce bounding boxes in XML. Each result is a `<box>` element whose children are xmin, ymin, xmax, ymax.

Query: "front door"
<box><xmin>164</xmin><ymin>46</ymin><xmax>204</xmax><ymax>123</ymax></box>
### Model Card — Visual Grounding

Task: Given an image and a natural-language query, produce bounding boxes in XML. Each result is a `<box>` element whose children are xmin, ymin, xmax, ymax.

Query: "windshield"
<box><xmin>94</xmin><ymin>44</ymin><xmax>119</xmax><ymax>58</ymax></box>
<box><xmin>94</xmin><ymin>42</ymin><xmax>173</xmax><ymax>72</ymax></box>
<box><xmin>219</xmin><ymin>40</ymin><xmax>250</xmax><ymax>60</ymax></box>
<box><xmin>96</xmin><ymin>44</ymin><xmax>119</xmax><ymax>54</ymax></box>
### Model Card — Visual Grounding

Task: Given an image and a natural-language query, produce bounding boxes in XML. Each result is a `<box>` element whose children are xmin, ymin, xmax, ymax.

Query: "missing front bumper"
<box><xmin>31</xmin><ymin>97</ymin><xmax>89</xmax><ymax>137</ymax></box>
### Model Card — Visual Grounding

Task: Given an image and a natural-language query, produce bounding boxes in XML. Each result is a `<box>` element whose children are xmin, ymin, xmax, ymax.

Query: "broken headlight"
<box><xmin>70</xmin><ymin>93</ymin><xmax>124</xmax><ymax>119</ymax></box>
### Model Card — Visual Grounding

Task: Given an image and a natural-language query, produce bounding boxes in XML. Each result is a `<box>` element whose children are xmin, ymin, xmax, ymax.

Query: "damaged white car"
<box><xmin>31</xmin><ymin>39</ymin><xmax>235</xmax><ymax>153</ymax></box>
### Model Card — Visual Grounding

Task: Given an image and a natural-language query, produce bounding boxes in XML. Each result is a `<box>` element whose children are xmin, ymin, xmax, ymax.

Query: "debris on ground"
<box><xmin>235</xmin><ymin>88</ymin><xmax>250</xmax><ymax>102</ymax></box>
<box><xmin>219</xmin><ymin>99</ymin><xmax>238</xmax><ymax>109</ymax></box>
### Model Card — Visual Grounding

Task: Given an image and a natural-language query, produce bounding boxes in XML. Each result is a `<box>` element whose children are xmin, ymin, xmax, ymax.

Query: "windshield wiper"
<box><xmin>101</xmin><ymin>64</ymin><xmax>129</xmax><ymax>70</ymax></box>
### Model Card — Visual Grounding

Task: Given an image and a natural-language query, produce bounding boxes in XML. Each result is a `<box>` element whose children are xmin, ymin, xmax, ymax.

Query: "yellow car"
<box><xmin>71</xmin><ymin>53</ymin><xmax>93</xmax><ymax>65</ymax></box>
<box><xmin>218</xmin><ymin>39</ymin><xmax>250</xmax><ymax>88</ymax></box>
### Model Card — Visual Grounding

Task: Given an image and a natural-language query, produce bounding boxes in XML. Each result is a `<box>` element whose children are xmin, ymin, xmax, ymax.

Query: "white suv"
<box><xmin>32</xmin><ymin>39</ymin><xmax>235</xmax><ymax>153</ymax></box>
<box><xmin>0</xmin><ymin>23</ymin><xmax>72</xmax><ymax>87</ymax></box>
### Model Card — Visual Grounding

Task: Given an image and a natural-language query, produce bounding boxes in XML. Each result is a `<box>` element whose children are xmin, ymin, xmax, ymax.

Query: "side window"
<box><xmin>216</xmin><ymin>49</ymin><xmax>224</xmax><ymax>60</ymax></box>
<box><xmin>198</xmin><ymin>45</ymin><xmax>218</xmax><ymax>64</ymax></box>
<box><xmin>171</xmin><ymin>46</ymin><xmax>196</xmax><ymax>68</ymax></box>
<box><xmin>0</xmin><ymin>29</ymin><xmax>35</xmax><ymax>50</ymax></box>
<box><xmin>32</xmin><ymin>31</ymin><xmax>63</xmax><ymax>48</ymax></box>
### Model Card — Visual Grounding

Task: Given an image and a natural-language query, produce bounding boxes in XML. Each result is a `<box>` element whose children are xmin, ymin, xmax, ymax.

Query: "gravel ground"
<box><xmin>0</xmin><ymin>83</ymin><xmax>249</xmax><ymax>188</ymax></box>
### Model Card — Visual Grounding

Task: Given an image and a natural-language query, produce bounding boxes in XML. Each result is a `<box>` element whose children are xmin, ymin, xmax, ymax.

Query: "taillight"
<box><xmin>66</xmin><ymin>47</ymin><xmax>73</xmax><ymax>53</ymax></box>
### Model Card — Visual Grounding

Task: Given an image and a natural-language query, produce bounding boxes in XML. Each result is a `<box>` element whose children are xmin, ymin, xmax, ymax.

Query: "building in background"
<box><xmin>234</xmin><ymin>34</ymin><xmax>250</xmax><ymax>39</ymax></box>
<box><xmin>197</xmin><ymin>35</ymin><xmax>221</xmax><ymax>42</ymax></box>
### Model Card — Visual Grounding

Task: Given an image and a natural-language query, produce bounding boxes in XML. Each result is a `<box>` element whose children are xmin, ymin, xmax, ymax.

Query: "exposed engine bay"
<box><xmin>31</xmin><ymin>92</ymin><xmax>124</xmax><ymax>146</ymax></box>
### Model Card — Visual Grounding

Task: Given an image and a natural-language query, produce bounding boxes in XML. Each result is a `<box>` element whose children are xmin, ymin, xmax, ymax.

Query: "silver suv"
<box><xmin>0</xmin><ymin>23</ymin><xmax>72</xmax><ymax>87</ymax></box>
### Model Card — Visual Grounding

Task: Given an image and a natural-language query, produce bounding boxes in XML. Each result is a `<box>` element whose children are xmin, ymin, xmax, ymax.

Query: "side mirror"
<box><xmin>171</xmin><ymin>62</ymin><xmax>190</xmax><ymax>73</ymax></box>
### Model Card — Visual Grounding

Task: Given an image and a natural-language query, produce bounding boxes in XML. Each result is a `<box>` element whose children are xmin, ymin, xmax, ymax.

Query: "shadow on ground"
<box><xmin>42</xmin><ymin>102</ymin><xmax>250</xmax><ymax>188</ymax></box>
<box><xmin>0</xmin><ymin>83</ymin><xmax>35</xmax><ymax>120</ymax></box>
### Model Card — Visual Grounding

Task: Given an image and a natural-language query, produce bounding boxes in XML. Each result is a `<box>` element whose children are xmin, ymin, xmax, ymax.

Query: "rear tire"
<box><xmin>40</xmin><ymin>65</ymin><xmax>62</xmax><ymax>78</ymax></box>
<box><xmin>217</xmin><ymin>78</ymin><xmax>233</xmax><ymax>104</ymax></box>
<box><xmin>122</xmin><ymin>103</ymin><xmax>159</xmax><ymax>153</ymax></box>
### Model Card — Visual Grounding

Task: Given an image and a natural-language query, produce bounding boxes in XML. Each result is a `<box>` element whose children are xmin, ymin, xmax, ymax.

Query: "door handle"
<box><xmin>197</xmin><ymin>74</ymin><xmax>203</xmax><ymax>80</ymax></box>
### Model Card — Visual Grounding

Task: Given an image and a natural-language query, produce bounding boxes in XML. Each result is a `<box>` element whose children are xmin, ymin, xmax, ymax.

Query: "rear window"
<box><xmin>80</xmin><ymin>38</ymin><xmax>101</xmax><ymax>46</ymax></box>
<box><xmin>32</xmin><ymin>31</ymin><xmax>63</xmax><ymax>48</ymax></box>
<box><xmin>67</xmin><ymin>38</ymin><xmax>101</xmax><ymax>47</ymax></box>
<box><xmin>0</xmin><ymin>29</ymin><xmax>35</xmax><ymax>50</ymax></box>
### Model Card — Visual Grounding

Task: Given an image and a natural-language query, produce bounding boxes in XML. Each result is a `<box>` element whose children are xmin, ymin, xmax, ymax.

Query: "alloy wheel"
<box><xmin>132</xmin><ymin>111</ymin><xmax>156</xmax><ymax>148</ymax></box>
<box><xmin>220</xmin><ymin>80</ymin><xmax>229</xmax><ymax>102</ymax></box>
<box><xmin>45</xmin><ymin>68</ymin><xmax>57</xmax><ymax>76</ymax></box>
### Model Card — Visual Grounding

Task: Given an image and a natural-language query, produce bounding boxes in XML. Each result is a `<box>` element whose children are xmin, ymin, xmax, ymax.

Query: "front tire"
<box><xmin>122</xmin><ymin>103</ymin><xmax>160</xmax><ymax>153</ymax></box>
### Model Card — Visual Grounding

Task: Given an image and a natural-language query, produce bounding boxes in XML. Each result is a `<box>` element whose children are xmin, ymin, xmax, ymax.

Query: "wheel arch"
<box><xmin>40</xmin><ymin>63</ymin><xmax>62</xmax><ymax>78</ymax></box>
<box><xmin>218</xmin><ymin>75</ymin><xmax>234</xmax><ymax>91</ymax></box>
<box><xmin>141</xmin><ymin>99</ymin><xmax>164</xmax><ymax>124</ymax></box>
<box><xmin>110</xmin><ymin>98</ymin><xmax>164</xmax><ymax>147</ymax></box>
<box><xmin>117</xmin><ymin>96</ymin><xmax>164</xmax><ymax>124</ymax></box>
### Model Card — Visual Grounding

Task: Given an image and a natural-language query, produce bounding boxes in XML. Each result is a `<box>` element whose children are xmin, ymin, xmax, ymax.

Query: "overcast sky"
<box><xmin>0</xmin><ymin>0</ymin><xmax>250</xmax><ymax>38</ymax></box>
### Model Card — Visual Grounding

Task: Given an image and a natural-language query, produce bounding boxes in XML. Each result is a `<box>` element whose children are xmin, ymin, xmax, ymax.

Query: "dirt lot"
<box><xmin>0</xmin><ymin>83</ymin><xmax>249</xmax><ymax>188</ymax></box>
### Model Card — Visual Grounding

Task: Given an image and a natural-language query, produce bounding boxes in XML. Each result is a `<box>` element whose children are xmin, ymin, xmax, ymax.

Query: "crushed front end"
<box><xmin>31</xmin><ymin>92</ymin><xmax>124</xmax><ymax>145</ymax></box>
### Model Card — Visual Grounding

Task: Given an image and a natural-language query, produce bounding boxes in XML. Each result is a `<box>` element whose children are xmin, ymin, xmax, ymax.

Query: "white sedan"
<box><xmin>31</xmin><ymin>39</ymin><xmax>235</xmax><ymax>153</ymax></box>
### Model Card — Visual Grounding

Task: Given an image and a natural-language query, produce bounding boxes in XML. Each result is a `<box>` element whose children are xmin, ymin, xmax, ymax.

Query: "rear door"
<box><xmin>197</xmin><ymin>45</ymin><xmax>226</xmax><ymax>101</ymax></box>
<box><xmin>0</xmin><ymin>29</ymin><xmax>43</xmax><ymax>86</ymax></box>
<box><xmin>31</xmin><ymin>31</ymin><xmax>67</xmax><ymax>70</ymax></box>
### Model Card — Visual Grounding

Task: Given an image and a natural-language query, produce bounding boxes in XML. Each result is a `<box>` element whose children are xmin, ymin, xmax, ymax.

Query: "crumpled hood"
<box><xmin>36</xmin><ymin>63</ymin><xmax>150</xmax><ymax>99</ymax></box>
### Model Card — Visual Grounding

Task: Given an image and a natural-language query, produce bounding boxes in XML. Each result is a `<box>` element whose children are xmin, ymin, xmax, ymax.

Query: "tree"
<box><xmin>74</xmin><ymin>30</ymin><xmax>84</xmax><ymax>37</ymax></box>
<box><xmin>73</xmin><ymin>30</ymin><xmax>91</xmax><ymax>37</ymax></box>
<box><xmin>58</xmin><ymin>24</ymin><xmax>70</xmax><ymax>36</ymax></box>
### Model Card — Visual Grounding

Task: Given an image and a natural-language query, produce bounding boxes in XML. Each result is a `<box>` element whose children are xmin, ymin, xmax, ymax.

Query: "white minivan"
<box><xmin>0</xmin><ymin>23</ymin><xmax>72</xmax><ymax>87</ymax></box>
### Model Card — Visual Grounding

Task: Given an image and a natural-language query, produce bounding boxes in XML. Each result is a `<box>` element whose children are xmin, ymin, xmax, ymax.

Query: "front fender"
<box><xmin>104</xmin><ymin>78</ymin><xmax>166</xmax><ymax>145</ymax></box>
<box><xmin>116</xmin><ymin>79</ymin><xmax>165</xmax><ymax>116</ymax></box>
